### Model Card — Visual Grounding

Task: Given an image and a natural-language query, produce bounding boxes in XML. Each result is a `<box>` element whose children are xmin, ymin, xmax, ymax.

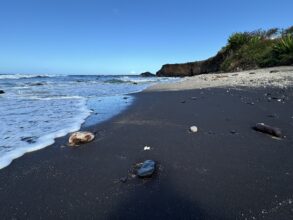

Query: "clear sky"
<box><xmin>0</xmin><ymin>0</ymin><xmax>292</xmax><ymax>75</ymax></box>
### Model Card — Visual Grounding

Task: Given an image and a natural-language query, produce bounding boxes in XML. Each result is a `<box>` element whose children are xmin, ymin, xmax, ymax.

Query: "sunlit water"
<box><xmin>0</xmin><ymin>74</ymin><xmax>177</xmax><ymax>169</ymax></box>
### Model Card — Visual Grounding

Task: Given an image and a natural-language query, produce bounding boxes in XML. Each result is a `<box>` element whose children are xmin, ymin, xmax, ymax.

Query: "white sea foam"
<box><xmin>0</xmin><ymin>74</ymin><xmax>60</xmax><ymax>80</ymax></box>
<box><xmin>0</xmin><ymin>74</ymin><xmax>177</xmax><ymax>169</ymax></box>
<box><xmin>0</xmin><ymin>96</ymin><xmax>90</xmax><ymax>169</ymax></box>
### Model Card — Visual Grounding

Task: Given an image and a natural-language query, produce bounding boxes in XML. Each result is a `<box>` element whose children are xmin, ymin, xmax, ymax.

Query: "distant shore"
<box><xmin>0</xmin><ymin>67</ymin><xmax>293</xmax><ymax>219</ymax></box>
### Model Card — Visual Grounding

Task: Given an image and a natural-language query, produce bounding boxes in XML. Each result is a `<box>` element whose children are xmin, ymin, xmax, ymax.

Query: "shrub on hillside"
<box><xmin>220</xmin><ymin>26</ymin><xmax>293</xmax><ymax>72</ymax></box>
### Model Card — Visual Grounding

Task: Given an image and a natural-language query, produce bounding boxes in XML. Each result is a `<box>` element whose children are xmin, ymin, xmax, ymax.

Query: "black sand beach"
<box><xmin>0</xmin><ymin>86</ymin><xmax>293</xmax><ymax>219</ymax></box>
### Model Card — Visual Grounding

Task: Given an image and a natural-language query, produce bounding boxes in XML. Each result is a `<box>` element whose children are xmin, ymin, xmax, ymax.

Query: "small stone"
<box><xmin>253</xmin><ymin>123</ymin><xmax>283</xmax><ymax>138</ymax></box>
<box><xmin>249</xmin><ymin>72</ymin><xmax>256</xmax><ymax>75</ymax></box>
<box><xmin>270</xmin><ymin>70</ymin><xmax>279</xmax><ymax>73</ymax></box>
<box><xmin>68</xmin><ymin>131</ymin><xmax>95</xmax><ymax>146</ymax></box>
<box><xmin>144</xmin><ymin>146</ymin><xmax>151</xmax><ymax>151</ymax></box>
<box><xmin>181</xmin><ymin>100</ymin><xmax>186</xmax><ymax>103</ymax></box>
<box><xmin>189</xmin><ymin>126</ymin><xmax>198</xmax><ymax>133</ymax></box>
<box><xmin>137</xmin><ymin>160</ymin><xmax>156</xmax><ymax>178</ymax></box>
<box><xmin>0</xmin><ymin>90</ymin><xmax>4</xmax><ymax>94</ymax></box>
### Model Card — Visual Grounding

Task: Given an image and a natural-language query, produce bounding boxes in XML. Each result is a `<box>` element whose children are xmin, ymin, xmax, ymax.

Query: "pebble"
<box><xmin>253</xmin><ymin>123</ymin><xmax>283</xmax><ymax>138</ymax></box>
<box><xmin>189</xmin><ymin>126</ymin><xmax>198</xmax><ymax>133</ymax></box>
<box><xmin>0</xmin><ymin>90</ymin><xmax>4</xmax><ymax>94</ymax></box>
<box><xmin>137</xmin><ymin>160</ymin><xmax>156</xmax><ymax>178</ymax></box>
<box><xmin>144</xmin><ymin>146</ymin><xmax>151</xmax><ymax>151</ymax></box>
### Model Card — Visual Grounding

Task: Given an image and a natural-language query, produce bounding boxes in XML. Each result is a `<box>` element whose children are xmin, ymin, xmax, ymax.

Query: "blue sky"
<box><xmin>0</xmin><ymin>0</ymin><xmax>292</xmax><ymax>75</ymax></box>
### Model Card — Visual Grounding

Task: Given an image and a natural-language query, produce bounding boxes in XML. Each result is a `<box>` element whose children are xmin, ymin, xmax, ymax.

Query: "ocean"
<box><xmin>0</xmin><ymin>74</ymin><xmax>177</xmax><ymax>169</ymax></box>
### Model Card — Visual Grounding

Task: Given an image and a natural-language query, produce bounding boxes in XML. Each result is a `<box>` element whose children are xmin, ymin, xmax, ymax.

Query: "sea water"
<box><xmin>0</xmin><ymin>74</ymin><xmax>176</xmax><ymax>169</ymax></box>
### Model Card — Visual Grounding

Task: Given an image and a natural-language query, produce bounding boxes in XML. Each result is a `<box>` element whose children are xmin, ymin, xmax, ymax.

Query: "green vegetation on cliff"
<box><xmin>156</xmin><ymin>26</ymin><xmax>293</xmax><ymax>77</ymax></box>
<box><xmin>220</xmin><ymin>26</ymin><xmax>293</xmax><ymax>72</ymax></box>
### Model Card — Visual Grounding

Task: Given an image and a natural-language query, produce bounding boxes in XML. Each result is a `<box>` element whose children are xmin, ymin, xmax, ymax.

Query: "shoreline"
<box><xmin>1</xmin><ymin>67</ymin><xmax>293</xmax><ymax>219</ymax></box>
<box><xmin>149</xmin><ymin>66</ymin><xmax>293</xmax><ymax>91</ymax></box>
<box><xmin>0</xmin><ymin>75</ymin><xmax>169</xmax><ymax>170</ymax></box>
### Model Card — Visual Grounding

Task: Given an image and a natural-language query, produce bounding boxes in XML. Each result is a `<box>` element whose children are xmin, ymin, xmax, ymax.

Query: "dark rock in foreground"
<box><xmin>0</xmin><ymin>90</ymin><xmax>4</xmax><ymax>94</ymax></box>
<box><xmin>140</xmin><ymin>72</ymin><xmax>155</xmax><ymax>77</ymax></box>
<box><xmin>137</xmin><ymin>160</ymin><xmax>156</xmax><ymax>178</ymax></box>
<box><xmin>253</xmin><ymin>123</ymin><xmax>283</xmax><ymax>138</ymax></box>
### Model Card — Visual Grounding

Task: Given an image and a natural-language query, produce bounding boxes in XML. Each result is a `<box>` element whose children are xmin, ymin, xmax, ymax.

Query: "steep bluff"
<box><xmin>156</xmin><ymin>51</ymin><xmax>227</xmax><ymax>77</ymax></box>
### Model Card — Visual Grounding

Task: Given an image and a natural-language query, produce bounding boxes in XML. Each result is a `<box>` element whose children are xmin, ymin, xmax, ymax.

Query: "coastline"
<box><xmin>149</xmin><ymin>66</ymin><xmax>293</xmax><ymax>91</ymax></box>
<box><xmin>1</xmin><ymin>67</ymin><xmax>293</xmax><ymax>219</ymax></box>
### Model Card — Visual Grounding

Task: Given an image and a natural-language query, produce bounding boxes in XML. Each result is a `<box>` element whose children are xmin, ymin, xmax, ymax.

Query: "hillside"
<box><xmin>157</xmin><ymin>26</ymin><xmax>293</xmax><ymax>77</ymax></box>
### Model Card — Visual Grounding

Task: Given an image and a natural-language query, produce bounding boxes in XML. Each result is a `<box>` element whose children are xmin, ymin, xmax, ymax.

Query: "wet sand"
<box><xmin>0</xmin><ymin>84</ymin><xmax>293</xmax><ymax>219</ymax></box>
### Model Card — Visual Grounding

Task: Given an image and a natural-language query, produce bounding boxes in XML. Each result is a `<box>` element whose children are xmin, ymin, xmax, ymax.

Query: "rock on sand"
<box><xmin>137</xmin><ymin>160</ymin><xmax>156</xmax><ymax>178</ymax></box>
<box><xmin>189</xmin><ymin>126</ymin><xmax>198</xmax><ymax>133</ymax></box>
<box><xmin>68</xmin><ymin>131</ymin><xmax>95</xmax><ymax>146</ymax></box>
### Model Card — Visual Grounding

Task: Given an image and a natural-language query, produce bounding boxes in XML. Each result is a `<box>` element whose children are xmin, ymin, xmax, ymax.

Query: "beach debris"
<box><xmin>270</xmin><ymin>70</ymin><xmax>279</xmax><ymax>73</ymax></box>
<box><xmin>189</xmin><ymin>126</ymin><xmax>198</xmax><ymax>133</ymax></box>
<box><xmin>0</xmin><ymin>90</ymin><xmax>4</xmax><ymax>94</ymax></box>
<box><xmin>68</xmin><ymin>131</ymin><xmax>95</xmax><ymax>146</ymax></box>
<box><xmin>137</xmin><ymin>160</ymin><xmax>156</xmax><ymax>178</ymax></box>
<box><xmin>253</xmin><ymin>123</ymin><xmax>283</xmax><ymax>138</ymax></box>
<box><xmin>249</xmin><ymin>72</ymin><xmax>256</xmax><ymax>74</ymax></box>
<box><xmin>144</xmin><ymin>146</ymin><xmax>151</xmax><ymax>151</ymax></box>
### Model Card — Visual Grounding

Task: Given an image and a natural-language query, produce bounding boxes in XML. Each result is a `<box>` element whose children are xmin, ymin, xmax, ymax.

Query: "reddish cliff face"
<box><xmin>156</xmin><ymin>51</ymin><xmax>227</xmax><ymax>77</ymax></box>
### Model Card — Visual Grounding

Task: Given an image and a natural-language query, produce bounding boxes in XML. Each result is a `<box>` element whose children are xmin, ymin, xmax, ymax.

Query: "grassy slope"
<box><xmin>220</xmin><ymin>26</ymin><xmax>293</xmax><ymax>72</ymax></box>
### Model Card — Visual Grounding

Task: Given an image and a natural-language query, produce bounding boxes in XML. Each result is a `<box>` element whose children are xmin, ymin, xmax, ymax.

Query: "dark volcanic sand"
<box><xmin>0</xmin><ymin>87</ymin><xmax>293</xmax><ymax>219</ymax></box>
